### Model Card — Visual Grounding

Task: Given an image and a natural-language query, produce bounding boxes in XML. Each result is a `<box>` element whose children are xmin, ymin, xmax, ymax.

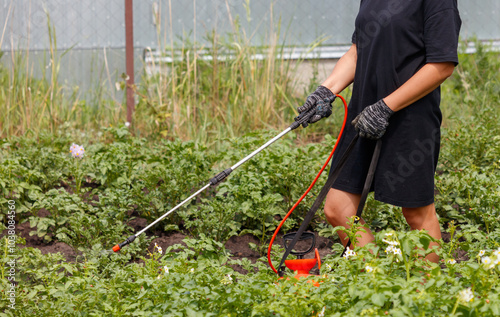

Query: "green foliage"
<box><xmin>1</xmin><ymin>127</ymin><xmax>334</xmax><ymax>252</ymax></box>
<box><xmin>131</xmin><ymin>139</ymin><xmax>214</xmax><ymax>226</ymax></box>
<box><xmin>177</xmin><ymin>131</ymin><xmax>333</xmax><ymax>251</ymax></box>
<box><xmin>180</xmin><ymin>198</ymin><xmax>241</xmax><ymax>243</ymax></box>
<box><xmin>4</xmin><ymin>230</ymin><xmax>500</xmax><ymax>316</ymax></box>
<box><xmin>55</xmin><ymin>211</ymin><xmax>127</xmax><ymax>251</ymax></box>
<box><xmin>434</xmin><ymin>39</ymin><xmax>500</xmax><ymax>234</ymax></box>
<box><xmin>0</xmin><ymin>41</ymin><xmax>499</xmax><ymax>316</ymax></box>
<box><xmin>29</xmin><ymin>189</ymin><xmax>88</xmax><ymax>242</ymax></box>
<box><xmin>441</xmin><ymin>38</ymin><xmax>500</xmax><ymax>125</ymax></box>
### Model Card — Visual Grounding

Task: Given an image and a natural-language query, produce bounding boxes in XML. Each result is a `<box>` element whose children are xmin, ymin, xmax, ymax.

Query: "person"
<box><xmin>298</xmin><ymin>0</ymin><xmax>461</xmax><ymax>263</ymax></box>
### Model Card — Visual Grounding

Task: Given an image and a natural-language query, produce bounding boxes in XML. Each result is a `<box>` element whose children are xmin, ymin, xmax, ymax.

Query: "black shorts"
<box><xmin>329</xmin><ymin>98</ymin><xmax>441</xmax><ymax>208</ymax></box>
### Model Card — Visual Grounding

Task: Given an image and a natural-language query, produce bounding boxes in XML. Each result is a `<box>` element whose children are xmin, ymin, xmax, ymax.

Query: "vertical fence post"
<box><xmin>125</xmin><ymin>0</ymin><xmax>135</xmax><ymax>124</ymax></box>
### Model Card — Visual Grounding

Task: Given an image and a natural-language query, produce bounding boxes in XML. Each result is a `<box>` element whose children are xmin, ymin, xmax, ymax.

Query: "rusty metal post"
<box><xmin>125</xmin><ymin>0</ymin><xmax>135</xmax><ymax>124</ymax></box>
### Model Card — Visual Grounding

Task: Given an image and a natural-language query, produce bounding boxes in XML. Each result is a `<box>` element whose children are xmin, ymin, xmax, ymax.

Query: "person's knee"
<box><xmin>323</xmin><ymin>189</ymin><xmax>360</xmax><ymax>226</ymax></box>
<box><xmin>324</xmin><ymin>202</ymin><xmax>348</xmax><ymax>226</ymax></box>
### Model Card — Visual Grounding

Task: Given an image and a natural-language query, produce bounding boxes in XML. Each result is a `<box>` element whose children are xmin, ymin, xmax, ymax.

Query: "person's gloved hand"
<box><xmin>297</xmin><ymin>86</ymin><xmax>336</xmax><ymax>126</ymax></box>
<box><xmin>352</xmin><ymin>99</ymin><xmax>394</xmax><ymax>139</ymax></box>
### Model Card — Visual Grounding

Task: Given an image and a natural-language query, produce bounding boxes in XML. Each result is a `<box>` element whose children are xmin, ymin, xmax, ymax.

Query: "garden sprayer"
<box><xmin>111</xmin><ymin>94</ymin><xmax>380</xmax><ymax>281</ymax></box>
<box><xmin>268</xmin><ymin>135</ymin><xmax>382</xmax><ymax>278</ymax></box>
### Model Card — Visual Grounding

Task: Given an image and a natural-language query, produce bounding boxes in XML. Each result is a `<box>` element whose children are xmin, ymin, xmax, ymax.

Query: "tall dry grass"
<box><xmin>133</xmin><ymin>1</ymin><xmax>327</xmax><ymax>144</ymax></box>
<box><xmin>0</xmin><ymin>9</ymin><xmax>125</xmax><ymax>139</ymax></box>
<box><xmin>1</xmin><ymin>2</ymin><xmax>324</xmax><ymax>144</ymax></box>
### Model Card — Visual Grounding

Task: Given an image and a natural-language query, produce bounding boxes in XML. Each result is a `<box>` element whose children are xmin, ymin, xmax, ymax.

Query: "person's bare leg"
<box><xmin>324</xmin><ymin>188</ymin><xmax>374</xmax><ymax>247</ymax></box>
<box><xmin>402</xmin><ymin>203</ymin><xmax>441</xmax><ymax>263</ymax></box>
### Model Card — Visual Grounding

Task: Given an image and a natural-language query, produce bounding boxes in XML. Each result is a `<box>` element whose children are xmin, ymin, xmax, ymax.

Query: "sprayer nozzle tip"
<box><xmin>112</xmin><ymin>245</ymin><xmax>121</xmax><ymax>252</ymax></box>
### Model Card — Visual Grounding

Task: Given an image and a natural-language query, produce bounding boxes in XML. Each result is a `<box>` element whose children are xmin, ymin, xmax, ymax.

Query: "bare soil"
<box><xmin>5</xmin><ymin>214</ymin><xmax>336</xmax><ymax>274</ymax></box>
<box><xmin>5</xmin><ymin>215</ymin><xmax>468</xmax><ymax>273</ymax></box>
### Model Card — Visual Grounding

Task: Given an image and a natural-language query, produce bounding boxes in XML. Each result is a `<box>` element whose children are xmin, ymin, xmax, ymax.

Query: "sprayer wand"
<box><xmin>111</xmin><ymin>106</ymin><xmax>323</xmax><ymax>252</ymax></box>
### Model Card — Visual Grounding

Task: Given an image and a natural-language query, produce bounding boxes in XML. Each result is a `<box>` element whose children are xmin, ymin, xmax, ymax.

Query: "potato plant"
<box><xmin>0</xmin><ymin>40</ymin><xmax>499</xmax><ymax>316</ymax></box>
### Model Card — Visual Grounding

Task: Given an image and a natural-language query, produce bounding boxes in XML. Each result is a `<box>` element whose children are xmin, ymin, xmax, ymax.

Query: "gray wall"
<box><xmin>1</xmin><ymin>0</ymin><xmax>499</xmax><ymax>94</ymax></box>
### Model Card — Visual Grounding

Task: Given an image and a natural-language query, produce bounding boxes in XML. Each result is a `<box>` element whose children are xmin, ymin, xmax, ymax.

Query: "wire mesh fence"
<box><xmin>1</xmin><ymin>0</ymin><xmax>358</xmax><ymax>51</ymax></box>
<box><xmin>0</xmin><ymin>0</ymin><xmax>499</xmax><ymax>91</ymax></box>
<box><xmin>1</xmin><ymin>0</ymin><xmax>498</xmax><ymax>52</ymax></box>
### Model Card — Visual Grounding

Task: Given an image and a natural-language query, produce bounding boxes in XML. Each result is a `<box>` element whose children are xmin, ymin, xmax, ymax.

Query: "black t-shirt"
<box><xmin>330</xmin><ymin>0</ymin><xmax>461</xmax><ymax>207</ymax></box>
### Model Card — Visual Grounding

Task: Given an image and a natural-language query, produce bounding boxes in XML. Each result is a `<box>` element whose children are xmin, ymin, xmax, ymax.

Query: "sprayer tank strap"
<box><xmin>340</xmin><ymin>138</ymin><xmax>382</xmax><ymax>257</ymax></box>
<box><xmin>277</xmin><ymin>134</ymin><xmax>358</xmax><ymax>276</ymax></box>
<box><xmin>277</xmin><ymin>137</ymin><xmax>382</xmax><ymax>276</ymax></box>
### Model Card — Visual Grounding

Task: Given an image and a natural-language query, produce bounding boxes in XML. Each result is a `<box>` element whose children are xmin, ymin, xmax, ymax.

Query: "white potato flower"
<box><xmin>459</xmin><ymin>288</ymin><xmax>474</xmax><ymax>303</ymax></box>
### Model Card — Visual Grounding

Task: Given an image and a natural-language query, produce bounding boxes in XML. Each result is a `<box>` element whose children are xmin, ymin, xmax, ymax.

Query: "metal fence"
<box><xmin>2</xmin><ymin>0</ymin><xmax>499</xmax><ymax>51</ymax></box>
<box><xmin>1</xmin><ymin>0</ymin><xmax>499</xmax><ymax>91</ymax></box>
<box><xmin>1</xmin><ymin>1</ymin><xmax>359</xmax><ymax>51</ymax></box>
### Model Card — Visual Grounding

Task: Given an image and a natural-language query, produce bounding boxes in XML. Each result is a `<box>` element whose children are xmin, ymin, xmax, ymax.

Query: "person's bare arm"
<box><xmin>383</xmin><ymin>62</ymin><xmax>456</xmax><ymax>112</ymax></box>
<box><xmin>321</xmin><ymin>44</ymin><xmax>357</xmax><ymax>95</ymax></box>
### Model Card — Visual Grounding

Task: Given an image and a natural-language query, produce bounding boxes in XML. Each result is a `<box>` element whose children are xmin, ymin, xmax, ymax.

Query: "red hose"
<box><xmin>267</xmin><ymin>95</ymin><xmax>349</xmax><ymax>274</ymax></box>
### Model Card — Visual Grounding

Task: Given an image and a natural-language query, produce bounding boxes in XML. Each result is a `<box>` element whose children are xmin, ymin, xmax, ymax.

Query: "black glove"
<box><xmin>352</xmin><ymin>99</ymin><xmax>394</xmax><ymax>140</ymax></box>
<box><xmin>297</xmin><ymin>86</ymin><xmax>336</xmax><ymax>126</ymax></box>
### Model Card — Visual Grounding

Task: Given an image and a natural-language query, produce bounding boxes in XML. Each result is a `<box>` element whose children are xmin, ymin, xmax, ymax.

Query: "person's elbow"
<box><xmin>441</xmin><ymin>62</ymin><xmax>456</xmax><ymax>79</ymax></box>
<box><xmin>431</xmin><ymin>62</ymin><xmax>456</xmax><ymax>81</ymax></box>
